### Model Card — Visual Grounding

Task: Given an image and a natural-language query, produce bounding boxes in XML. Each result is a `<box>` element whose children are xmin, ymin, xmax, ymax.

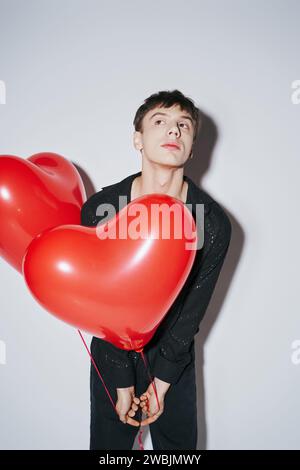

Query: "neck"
<box><xmin>134</xmin><ymin>160</ymin><xmax>187</xmax><ymax>203</ymax></box>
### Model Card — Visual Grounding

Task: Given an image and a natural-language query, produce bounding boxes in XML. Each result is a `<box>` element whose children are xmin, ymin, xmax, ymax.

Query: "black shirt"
<box><xmin>81</xmin><ymin>171</ymin><xmax>232</xmax><ymax>387</ymax></box>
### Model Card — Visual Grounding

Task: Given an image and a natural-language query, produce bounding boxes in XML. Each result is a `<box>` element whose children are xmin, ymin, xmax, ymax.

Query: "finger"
<box><xmin>140</xmin><ymin>404</ymin><xmax>149</xmax><ymax>415</ymax></box>
<box><xmin>140</xmin><ymin>414</ymin><xmax>159</xmax><ymax>426</ymax></box>
<box><xmin>119</xmin><ymin>415</ymin><xmax>127</xmax><ymax>424</ymax></box>
<box><xmin>131</xmin><ymin>403</ymin><xmax>138</xmax><ymax>412</ymax></box>
<box><xmin>140</xmin><ymin>400</ymin><xmax>149</xmax><ymax>409</ymax></box>
<box><xmin>126</xmin><ymin>416</ymin><xmax>141</xmax><ymax>427</ymax></box>
<box><xmin>140</xmin><ymin>406</ymin><xmax>148</xmax><ymax>414</ymax></box>
<box><xmin>133</xmin><ymin>397</ymin><xmax>140</xmax><ymax>405</ymax></box>
<box><xmin>140</xmin><ymin>393</ymin><xmax>150</xmax><ymax>400</ymax></box>
<box><xmin>140</xmin><ymin>398</ymin><xmax>149</xmax><ymax>408</ymax></box>
<box><xmin>128</xmin><ymin>409</ymin><xmax>136</xmax><ymax>417</ymax></box>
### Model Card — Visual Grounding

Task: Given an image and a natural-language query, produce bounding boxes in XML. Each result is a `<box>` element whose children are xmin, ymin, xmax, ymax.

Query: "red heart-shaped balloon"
<box><xmin>0</xmin><ymin>153</ymin><xmax>86</xmax><ymax>273</ymax></box>
<box><xmin>23</xmin><ymin>194</ymin><xmax>197</xmax><ymax>351</ymax></box>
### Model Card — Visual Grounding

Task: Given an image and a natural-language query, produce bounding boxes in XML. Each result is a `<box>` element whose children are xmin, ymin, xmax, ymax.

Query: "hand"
<box><xmin>116</xmin><ymin>386</ymin><xmax>141</xmax><ymax>427</ymax></box>
<box><xmin>139</xmin><ymin>377</ymin><xmax>171</xmax><ymax>426</ymax></box>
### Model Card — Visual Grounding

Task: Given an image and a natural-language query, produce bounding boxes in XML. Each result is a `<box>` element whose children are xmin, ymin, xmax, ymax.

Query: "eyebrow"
<box><xmin>149</xmin><ymin>111</ymin><xmax>194</xmax><ymax>125</ymax></box>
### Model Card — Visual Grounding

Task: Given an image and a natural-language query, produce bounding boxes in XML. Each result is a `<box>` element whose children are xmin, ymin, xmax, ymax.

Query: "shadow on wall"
<box><xmin>185</xmin><ymin>109</ymin><xmax>244</xmax><ymax>450</ymax></box>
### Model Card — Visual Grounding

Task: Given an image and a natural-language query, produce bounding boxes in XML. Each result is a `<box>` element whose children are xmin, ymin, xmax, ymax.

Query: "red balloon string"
<box><xmin>77</xmin><ymin>330</ymin><xmax>145</xmax><ymax>450</ymax></box>
<box><xmin>77</xmin><ymin>329</ymin><xmax>116</xmax><ymax>411</ymax></box>
<box><xmin>139</xmin><ymin>349</ymin><xmax>161</xmax><ymax>413</ymax></box>
<box><xmin>137</xmin><ymin>428</ymin><xmax>144</xmax><ymax>450</ymax></box>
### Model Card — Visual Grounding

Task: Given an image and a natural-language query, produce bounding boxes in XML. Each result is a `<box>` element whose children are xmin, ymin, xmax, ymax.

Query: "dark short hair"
<box><xmin>133</xmin><ymin>89</ymin><xmax>201</xmax><ymax>143</ymax></box>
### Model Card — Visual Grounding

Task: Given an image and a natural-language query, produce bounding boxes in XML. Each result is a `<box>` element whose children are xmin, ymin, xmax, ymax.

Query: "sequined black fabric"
<box><xmin>81</xmin><ymin>171</ymin><xmax>231</xmax><ymax>387</ymax></box>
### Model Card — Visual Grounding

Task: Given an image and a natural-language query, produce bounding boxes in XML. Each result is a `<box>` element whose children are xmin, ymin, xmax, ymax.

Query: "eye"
<box><xmin>154</xmin><ymin>119</ymin><xmax>190</xmax><ymax>130</ymax></box>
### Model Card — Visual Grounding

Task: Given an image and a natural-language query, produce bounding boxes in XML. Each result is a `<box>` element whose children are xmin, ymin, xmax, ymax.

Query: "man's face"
<box><xmin>134</xmin><ymin>104</ymin><xmax>195</xmax><ymax>167</ymax></box>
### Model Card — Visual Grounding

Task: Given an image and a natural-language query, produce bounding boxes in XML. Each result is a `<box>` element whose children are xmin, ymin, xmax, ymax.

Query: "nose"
<box><xmin>167</xmin><ymin>124</ymin><xmax>181</xmax><ymax>137</ymax></box>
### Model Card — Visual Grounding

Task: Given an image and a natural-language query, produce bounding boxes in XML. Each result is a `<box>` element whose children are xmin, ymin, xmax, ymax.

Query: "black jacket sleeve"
<box><xmin>81</xmin><ymin>197</ymin><xmax>135</xmax><ymax>389</ymax></box>
<box><xmin>150</xmin><ymin>202</ymin><xmax>232</xmax><ymax>385</ymax></box>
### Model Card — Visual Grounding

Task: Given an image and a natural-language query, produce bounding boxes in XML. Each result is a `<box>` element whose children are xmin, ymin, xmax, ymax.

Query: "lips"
<box><xmin>161</xmin><ymin>143</ymin><xmax>180</xmax><ymax>150</ymax></box>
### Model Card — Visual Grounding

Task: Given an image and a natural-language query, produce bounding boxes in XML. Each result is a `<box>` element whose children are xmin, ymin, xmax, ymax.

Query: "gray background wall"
<box><xmin>0</xmin><ymin>0</ymin><xmax>299</xmax><ymax>450</ymax></box>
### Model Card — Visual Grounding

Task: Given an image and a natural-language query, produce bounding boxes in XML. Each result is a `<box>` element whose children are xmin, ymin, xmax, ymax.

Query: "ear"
<box><xmin>133</xmin><ymin>131</ymin><xmax>143</xmax><ymax>151</ymax></box>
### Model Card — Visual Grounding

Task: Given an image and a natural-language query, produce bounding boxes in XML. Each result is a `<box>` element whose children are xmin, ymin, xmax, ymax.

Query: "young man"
<box><xmin>81</xmin><ymin>89</ymin><xmax>232</xmax><ymax>450</ymax></box>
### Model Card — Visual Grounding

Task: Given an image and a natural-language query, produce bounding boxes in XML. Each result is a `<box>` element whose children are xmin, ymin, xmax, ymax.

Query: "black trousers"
<box><xmin>90</xmin><ymin>339</ymin><xmax>198</xmax><ymax>450</ymax></box>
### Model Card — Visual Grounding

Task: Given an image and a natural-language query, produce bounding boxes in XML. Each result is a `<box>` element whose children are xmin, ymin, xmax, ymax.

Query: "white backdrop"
<box><xmin>0</xmin><ymin>0</ymin><xmax>299</xmax><ymax>450</ymax></box>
